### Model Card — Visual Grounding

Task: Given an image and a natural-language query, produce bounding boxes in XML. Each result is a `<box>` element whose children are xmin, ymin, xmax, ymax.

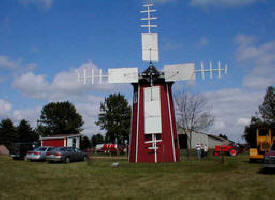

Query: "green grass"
<box><xmin>0</xmin><ymin>154</ymin><xmax>274</xmax><ymax>200</ymax></box>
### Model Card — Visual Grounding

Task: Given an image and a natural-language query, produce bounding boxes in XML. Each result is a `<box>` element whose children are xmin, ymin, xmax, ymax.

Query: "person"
<box><xmin>204</xmin><ymin>144</ymin><xmax>208</xmax><ymax>158</ymax></box>
<box><xmin>201</xmin><ymin>144</ymin><xmax>205</xmax><ymax>158</ymax></box>
<box><xmin>196</xmin><ymin>144</ymin><xmax>201</xmax><ymax>160</ymax></box>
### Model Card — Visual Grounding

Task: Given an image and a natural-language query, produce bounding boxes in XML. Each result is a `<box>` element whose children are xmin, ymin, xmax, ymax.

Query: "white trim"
<box><xmin>40</xmin><ymin>134</ymin><xmax>81</xmax><ymax>141</ymax></box>
<box><xmin>166</xmin><ymin>84</ymin><xmax>176</xmax><ymax>162</ymax></box>
<box><xmin>135</xmin><ymin>86</ymin><xmax>140</xmax><ymax>163</ymax></box>
<box><xmin>153</xmin><ymin>134</ymin><xmax>157</xmax><ymax>163</ymax></box>
<box><xmin>145</xmin><ymin>140</ymin><xmax>162</xmax><ymax>144</ymax></box>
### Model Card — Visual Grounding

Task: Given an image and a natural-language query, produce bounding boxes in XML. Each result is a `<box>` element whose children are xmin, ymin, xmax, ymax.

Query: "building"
<box><xmin>40</xmin><ymin>134</ymin><xmax>81</xmax><ymax>148</ymax></box>
<box><xmin>178</xmin><ymin>129</ymin><xmax>233</xmax><ymax>149</ymax></box>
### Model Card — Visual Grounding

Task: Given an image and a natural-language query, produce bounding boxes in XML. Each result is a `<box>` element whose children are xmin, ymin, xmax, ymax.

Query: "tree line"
<box><xmin>0</xmin><ymin>95</ymin><xmax>131</xmax><ymax>150</ymax></box>
<box><xmin>8</xmin><ymin>85</ymin><xmax>263</xmax><ymax>153</ymax></box>
<box><xmin>0</xmin><ymin>119</ymin><xmax>38</xmax><ymax>150</ymax></box>
<box><xmin>0</xmin><ymin>91</ymin><xmax>213</xmax><ymax>152</ymax></box>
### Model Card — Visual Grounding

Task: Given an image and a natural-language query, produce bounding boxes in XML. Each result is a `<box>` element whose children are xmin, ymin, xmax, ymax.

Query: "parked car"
<box><xmin>26</xmin><ymin>146</ymin><xmax>54</xmax><ymax>161</ymax></box>
<box><xmin>46</xmin><ymin>147</ymin><xmax>89</xmax><ymax>163</ymax></box>
<box><xmin>9</xmin><ymin>143</ymin><xmax>34</xmax><ymax>160</ymax></box>
<box><xmin>264</xmin><ymin>143</ymin><xmax>275</xmax><ymax>168</ymax></box>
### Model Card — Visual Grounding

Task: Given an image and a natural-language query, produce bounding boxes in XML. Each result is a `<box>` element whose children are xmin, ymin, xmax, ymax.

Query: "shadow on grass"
<box><xmin>258</xmin><ymin>167</ymin><xmax>275</xmax><ymax>175</ymax></box>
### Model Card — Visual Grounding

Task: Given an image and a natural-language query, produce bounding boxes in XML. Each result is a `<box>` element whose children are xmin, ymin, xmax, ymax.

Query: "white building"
<box><xmin>178</xmin><ymin>129</ymin><xmax>233</xmax><ymax>149</ymax></box>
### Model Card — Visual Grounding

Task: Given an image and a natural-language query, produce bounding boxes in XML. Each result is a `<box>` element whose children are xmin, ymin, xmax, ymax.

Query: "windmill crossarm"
<box><xmin>194</xmin><ymin>68</ymin><xmax>226</xmax><ymax>73</ymax></box>
<box><xmin>141</xmin><ymin>17</ymin><xmax>157</xmax><ymax>20</ymax></box>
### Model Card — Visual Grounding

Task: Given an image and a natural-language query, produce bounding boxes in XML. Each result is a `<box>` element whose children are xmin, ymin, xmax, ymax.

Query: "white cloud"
<box><xmin>11</xmin><ymin>61</ymin><xmax>133</xmax><ymax>136</ymax></box>
<box><xmin>13</xmin><ymin>72</ymin><xmax>50</xmax><ymax>99</ymax></box>
<box><xmin>237</xmin><ymin>117</ymin><xmax>250</xmax><ymax>126</ymax></box>
<box><xmin>0</xmin><ymin>99</ymin><xmax>12</xmax><ymax>117</ymax></box>
<box><xmin>19</xmin><ymin>0</ymin><xmax>53</xmax><ymax>9</ymax></box>
<box><xmin>75</xmin><ymin>99</ymin><xmax>104</xmax><ymax>136</ymax></box>
<box><xmin>0</xmin><ymin>96</ymin><xmax>104</xmax><ymax>135</ymax></box>
<box><xmin>0</xmin><ymin>55</ymin><xmax>19</xmax><ymax>70</ymax></box>
<box><xmin>203</xmin><ymin>88</ymin><xmax>265</xmax><ymax>141</ymax></box>
<box><xmin>235</xmin><ymin>35</ymin><xmax>275</xmax><ymax>89</ymax></box>
<box><xmin>12</xmin><ymin>106</ymin><xmax>41</xmax><ymax>127</ymax></box>
<box><xmin>13</xmin><ymin>61</ymin><xmax>116</xmax><ymax>100</ymax></box>
<box><xmin>190</xmin><ymin>0</ymin><xmax>262</xmax><ymax>7</ymax></box>
<box><xmin>0</xmin><ymin>55</ymin><xmax>37</xmax><ymax>79</ymax></box>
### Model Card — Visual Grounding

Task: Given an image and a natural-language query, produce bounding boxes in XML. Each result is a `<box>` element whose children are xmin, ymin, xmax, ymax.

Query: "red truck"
<box><xmin>95</xmin><ymin>144</ymin><xmax>124</xmax><ymax>153</ymax></box>
<box><xmin>213</xmin><ymin>145</ymin><xmax>238</xmax><ymax>157</ymax></box>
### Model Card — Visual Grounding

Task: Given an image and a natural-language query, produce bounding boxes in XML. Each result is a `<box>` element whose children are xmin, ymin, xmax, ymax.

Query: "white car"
<box><xmin>26</xmin><ymin>146</ymin><xmax>54</xmax><ymax>161</ymax></box>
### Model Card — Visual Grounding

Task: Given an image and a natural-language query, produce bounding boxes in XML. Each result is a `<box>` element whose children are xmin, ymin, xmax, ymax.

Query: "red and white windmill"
<box><xmin>78</xmin><ymin>2</ymin><xmax>228</xmax><ymax>163</ymax></box>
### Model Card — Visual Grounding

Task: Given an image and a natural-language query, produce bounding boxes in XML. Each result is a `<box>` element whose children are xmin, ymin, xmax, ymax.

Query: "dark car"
<box><xmin>264</xmin><ymin>143</ymin><xmax>275</xmax><ymax>168</ymax></box>
<box><xmin>46</xmin><ymin>147</ymin><xmax>89</xmax><ymax>163</ymax></box>
<box><xmin>9</xmin><ymin>143</ymin><xmax>34</xmax><ymax>160</ymax></box>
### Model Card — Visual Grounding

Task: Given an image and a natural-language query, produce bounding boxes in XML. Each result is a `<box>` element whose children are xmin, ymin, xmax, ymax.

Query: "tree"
<box><xmin>95</xmin><ymin>93</ymin><xmax>131</xmax><ymax>145</ymax></box>
<box><xmin>0</xmin><ymin>118</ymin><xmax>18</xmax><ymax>150</ymax></box>
<box><xmin>91</xmin><ymin>133</ymin><xmax>104</xmax><ymax>147</ymax></box>
<box><xmin>242</xmin><ymin>116</ymin><xmax>268</xmax><ymax>147</ymax></box>
<box><xmin>80</xmin><ymin>136</ymin><xmax>91</xmax><ymax>150</ymax></box>
<box><xmin>37</xmin><ymin>101</ymin><xmax>84</xmax><ymax>136</ymax></box>
<box><xmin>17</xmin><ymin>119</ymin><xmax>39</xmax><ymax>143</ymax></box>
<box><xmin>174</xmin><ymin>91</ymin><xmax>214</xmax><ymax>158</ymax></box>
<box><xmin>259</xmin><ymin>86</ymin><xmax>275</xmax><ymax>123</ymax></box>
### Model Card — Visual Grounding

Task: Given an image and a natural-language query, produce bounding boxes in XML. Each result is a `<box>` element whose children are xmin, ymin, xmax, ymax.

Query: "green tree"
<box><xmin>242</xmin><ymin>86</ymin><xmax>275</xmax><ymax>146</ymax></box>
<box><xmin>0</xmin><ymin>118</ymin><xmax>18</xmax><ymax>150</ymax></box>
<box><xmin>91</xmin><ymin>133</ymin><xmax>105</xmax><ymax>147</ymax></box>
<box><xmin>17</xmin><ymin>119</ymin><xmax>39</xmax><ymax>143</ymax></box>
<box><xmin>95</xmin><ymin>93</ymin><xmax>131</xmax><ymax>145</ymax></box>
<box><xmin>242</xmin><ymin>116</ymin><xmax>268</xmax><ymax>147</ymax></box>
<box><xmin>80</xmin><ymin>135</ymin><xmax>91</xmax><ymax>150</ymax></box>
<box><xmin>259</xmin><ymin>86</ymin><xmax>275</xmax><ymax>123</ymax></box>
<box><xmin>37</xmin><ymin>101</ymin><xmax>84</xmax><ymax>136</ymax></box>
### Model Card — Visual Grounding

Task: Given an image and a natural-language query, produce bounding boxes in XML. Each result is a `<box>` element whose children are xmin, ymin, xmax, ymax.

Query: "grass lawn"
<box><xmin>0</xmin><ymin>153</ymin><xmax>274</xmax><ymax>200</ymax></box>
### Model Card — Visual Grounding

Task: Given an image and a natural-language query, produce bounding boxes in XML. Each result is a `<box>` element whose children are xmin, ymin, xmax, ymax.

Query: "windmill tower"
<box><xmin>78</xmin><ymin>2</ymin><xmax>228</xmax><ymax>163</ymax></box>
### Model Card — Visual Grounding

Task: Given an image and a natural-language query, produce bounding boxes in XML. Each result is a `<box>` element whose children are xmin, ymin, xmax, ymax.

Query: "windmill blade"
<box><xmin>108</xmin><ymin>68</ymin><xmax>139</xmax><ymax>83</ymax></box>
<box><xmin>164</xmin><ymin>63</ymin><xmax>196</xmax><ymax>81</ymax></box>
<box><xmin>225</xmin><ymin>64</ymin><xmax>228</xmax><ymax>74</ymax></box>
<box><xmin>141</xmin><ymin>33</ymin><xmax>159</xmax><ymax>62</ymax></box>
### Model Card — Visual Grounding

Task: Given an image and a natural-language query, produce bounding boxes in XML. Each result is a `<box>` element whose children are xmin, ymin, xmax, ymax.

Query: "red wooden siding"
<box><xmin>42</xmin><ymin>139</ymin><xmax>64</xmax><ymax>147</ymax></box>
<box><xmin>129</xmin><ymin>82</ymin><xmax>180</xmax><ymax>163</ymax></box>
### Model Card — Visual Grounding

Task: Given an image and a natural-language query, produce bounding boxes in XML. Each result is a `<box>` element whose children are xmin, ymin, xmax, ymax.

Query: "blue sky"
<box><xmin>0</xmin><ymin>0</ymin><xmax>274</xmax><ymax>142</ymax></box>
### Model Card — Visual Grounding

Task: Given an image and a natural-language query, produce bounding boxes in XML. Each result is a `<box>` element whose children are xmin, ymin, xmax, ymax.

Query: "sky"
<box><xmin>0</xmin><ymin>0</ymin><xmax>274</xmax><ymax>142</ymax></box>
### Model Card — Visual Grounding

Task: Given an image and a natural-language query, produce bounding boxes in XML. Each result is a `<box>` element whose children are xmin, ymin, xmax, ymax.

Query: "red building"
<box><xmin>128</xmin><ymin>65</ymin><xmax>181</xmax><ymax>163</ymax></box>
<box><xmin>40</xmin><ymin>134</ymin><xmax>81</xmax><ymax>148</ymax></box>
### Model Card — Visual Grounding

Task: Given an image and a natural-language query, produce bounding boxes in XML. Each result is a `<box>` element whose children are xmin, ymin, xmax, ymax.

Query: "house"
<box><xmin>177</xmin><ymin>129</ymin><xmax>233</xmax><ymax>149</ymax></box>
<box><xmin>40</xmin><ymin>134</ymin><xmax>81</xmax><ymax>148</ymax></box>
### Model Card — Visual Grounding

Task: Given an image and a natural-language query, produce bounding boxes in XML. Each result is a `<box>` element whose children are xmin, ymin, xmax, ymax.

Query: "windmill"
<box><xmin>77</xmin><ymin>2</ymin><xmax>228</xmax><ymax>163</ymax></box>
